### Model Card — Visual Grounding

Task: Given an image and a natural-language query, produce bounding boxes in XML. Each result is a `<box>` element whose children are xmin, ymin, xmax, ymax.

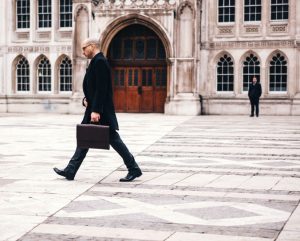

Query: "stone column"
<box><xmin>165</xmin><ymin>1</ymin><xmax>200</xmax><ymax>115</ymax></box>
<box><xmin>69</xmin><ymin>3</ymin><xmax>90</xmax><ymax>114</ymax></box>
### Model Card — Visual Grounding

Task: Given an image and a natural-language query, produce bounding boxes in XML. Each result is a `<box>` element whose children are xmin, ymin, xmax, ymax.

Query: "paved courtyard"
<box><xmin>0</xmin><ymin>113</ymin><xmax>300</xmax><ymax>241</ymax></box>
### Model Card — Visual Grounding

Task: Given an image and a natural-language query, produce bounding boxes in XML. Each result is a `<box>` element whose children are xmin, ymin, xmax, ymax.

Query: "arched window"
<box><xmin>59</xmin><ymin>56</ymin><xmax>72</xmax><ymax>92</ymax></box>
<box><xmin>269</xmin><ymin>53</ymin><xmax>287</xmax><ymax>92</ymax></box>
<box><xmin>244</xmin><ymin>0</ymin><xmax>261</xmax><ymax>22</ymax></box>
<box><xmin>243</xmin><ymin>54</ymin><xmax>260</xmax><ymax>91</ymax></box>
<box><xmin>217</xmin><ymin>54</ymin><xmax>234</xmax><ymax>91</ymax></box>
<box><xmin>218</xmin><ymin>0</ymin><xmax>235</xmax><ymax>23</ymax></box>
<box><xmin>16</xmin><ymin>0</ymin><xmax>30</xmax><ymax>29</ymax></box>
<box><xmin>37</xmin><ymin>57</ymin><xmax>51</xmax><ymax>91</ymax></box>
<box><xmin>38</xmin><ymin>0</ymin><xmax>52</xmax><ymax>28</ymax></box>
<box><xmin>16</xmin><ymin>57</ymin><xmax>30</xmax><ymax>92</ymax></box>
<box><xmin>59</xmin><ymin>0</ymin><xmax>72</xmax><ymax>28</ymax></box>
<box><xmin>271</xmin><ymin>0</ymin><xmax>289</xmax><ymax>20</ymax></box>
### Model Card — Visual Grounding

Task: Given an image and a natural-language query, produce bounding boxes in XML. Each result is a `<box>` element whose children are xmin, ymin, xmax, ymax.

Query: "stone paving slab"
<box><xmin>1</xmin><ymin>114</ymin><xmax>300</xmax><ymax>241</ymax></box>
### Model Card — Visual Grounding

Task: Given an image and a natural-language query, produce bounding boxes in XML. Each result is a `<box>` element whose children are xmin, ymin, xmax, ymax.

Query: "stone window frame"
<box><xmin>270</xmin><ymin>0</ymin><xmax>289</xmax><ymax>21</ymax></box>
<box><xmin>12</xmin><ymin>55</ymin><xmax>31</xmax><ymax>94</ymax></box>
<box><xmin>242</xmin><ymin>52</ymin><xmax>261</xmax><ymax>92</ymax></box>
<box><xmin>37</xmin><ymin>0</ymin><xmax>52</xmax><ymax>29</ymax></box>
<box><xmin>57</xmin><ymin>55</ymin><xmax>72</xmax><ymax>93</ymax></box>
<box><xmin>36</xmin><ymin>55</ymin><xmax>52</xmax><ymax>93</ymax></box>
<box><xmin>215</xmin><ymin>53</ymin><xmax>235</xmax><ymax>93</ymax></box>
<box><xmin>268</xmin><ymin>51</ymin><xmax>288</xmax><ymax>93</ymax></box>
<box><xmin>217</xmin><ymin>0</ymin><xmax>236</xmax><ymax>23</ymax></box>
<box><xmin>59</xmin><ymin>0</ymin><xmax>72</xmax><ymax>28</ymax></box>
<box><xmin>244</xmin><ymin>0</ymin><xmax>262</xmax><ymax>22</ymax></box>
<box><xmin>16</xmin><ymin>0</ymin><xmax>30</xmax><ymax>29</ymax></box>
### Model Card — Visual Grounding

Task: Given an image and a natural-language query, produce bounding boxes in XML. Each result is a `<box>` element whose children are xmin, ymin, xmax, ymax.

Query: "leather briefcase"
<box><xmin>76</xmin><ymin>124</ymin><xmax>110</xmax><ymax>150</ymax></box>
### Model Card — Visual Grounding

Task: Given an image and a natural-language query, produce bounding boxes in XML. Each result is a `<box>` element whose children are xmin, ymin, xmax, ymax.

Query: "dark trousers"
<box><xmin>65</xmin><ymin>129</ymin><xmax>139</xmax><ymax>177</ymax></box>
<box><xmin>65</xmin><ymin>109</ymin><xmax>139</xmax><ymax>177</ymax></box>
<box><xmin>250</xmin><ymin>98</ymin><xmax>259</xmax><ymax>116</ymax></box>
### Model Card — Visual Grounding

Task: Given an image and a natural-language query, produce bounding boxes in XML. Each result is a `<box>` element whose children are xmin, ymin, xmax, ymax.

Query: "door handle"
<box><xmin>138</xmin><ymin>86</ymin><xmax>142</xmax><ymax>95</ymax></box>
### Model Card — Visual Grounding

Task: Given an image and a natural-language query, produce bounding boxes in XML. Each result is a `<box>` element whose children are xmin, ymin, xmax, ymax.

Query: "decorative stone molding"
<box><xmin>7</xmin><ymin>46</ymin><xmax>72</xmax><ymax>53</ymax></box>
<box><xmin>217</xmin><ymin>26</ymin><xmax>234</xmax><ymax>35</ymax></box>
<box><xmin>271</xmin><ymin>24</ymin><xmax>287</xmax><ymax>33</ymax></box>
<box><xmin>74</xmin><ymin>4</ymin><xmax>89</xmax><ymax>21</ymax></box>
<box><xmin>16</xmin><ymin>32</ymin><xmax>30</xmax><ymax>40</ymax></box>
<box><xmin>178</xmin><ymin>1</ymin><xmax>194</xmax><ymax>16</ymax></box>
<box><xmin>36</xmin><ymin>31</ymin><xmax>51</xmax><ymax>40</ymax></box>
<box><xmin>93</xmin><ymin>0</ymin><xmax>176</xmax><ymax>10</ymax></box>
<box><xmin>245</xmin><ymin>27</ymin><xmax>259</xmax><ymax>33</ymax></box>
<box><xmin>201</xmin><ymin>40</ymin><xmax>295</xmax><ymax>50</ymax></box>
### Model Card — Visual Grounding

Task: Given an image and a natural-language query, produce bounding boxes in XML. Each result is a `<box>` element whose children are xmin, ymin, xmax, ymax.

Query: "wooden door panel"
<box><xmin>154</xmin><ymin>68</ymin><xmax>167</xmax><ymax>113</ymax></box>
<box><xmin>141</xmin><ymin>68</ymin><xmax>153</xmax><ymax>112</ymax></box>
<box><xmin>126</xmin><ymin>68</ymin><xmax>140</xmax><ymax>112</ymax></box>
<box><xmin>112</xmin><ymin>68</ymin><xmax>126</xmax><ymax>112</ymax></box>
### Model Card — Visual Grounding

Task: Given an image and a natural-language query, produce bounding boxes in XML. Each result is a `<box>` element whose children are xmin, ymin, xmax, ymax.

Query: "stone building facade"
<box><xmin>0</xmin><ymin>0</ymin><xmax>299</xmax><ymax>115</ymax></box>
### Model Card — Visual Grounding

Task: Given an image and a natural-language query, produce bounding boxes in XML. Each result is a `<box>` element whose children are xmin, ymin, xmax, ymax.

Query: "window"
<box><xmin>59</xmin><ymin>56</ymin><xmax>72</xmax><ymax>92</ymax></box>
<box><xmin>38</xmin><ymin>0</ymin><xmax>52</xmax><ymax>28</ymax></box>
<box><xmin>218</xmin><ymin>0</ymin><xmax>235</xmax><ymax>23</ymax></box>
<box><xmin>244</xmin><ymin>0</ymin><xmax>261</xmax><ymax>22</ymax></box>
<box><xmin>16</xmin><ymin>57</ymin><xmax>30</xmax><ymax>92</ymax></box>
<box><xmin>38</xmin><ymin>57</ymin><xmax>51</xmax><ymax>91</ymax></box>
<box><xmin>60</xmin><ymin>0</ymin><xmax>72</xmax><ymax>28</ymax></box>
<box><xmin>271</xmin><ymin>0</ymin><xmax>289</xmax><ymax>20</ymax></box>
<box><xmin>16</xmin><ymin>0</ymin><xmax>30</xmax><ymax>29</ymax></box>
<box><xmin>243</xmin><ymin>54</ymin><xmax>260</xmax><ymax>91</ymax></box>
<box><xmin>217</xmin><ymin>55</ymin><xmax>234</xmax><ymax>91</ymax></box>
<box><xmin>269</xmin><ymin>53</ymin><xmax>287</xmax><ymax>92</ymax></box>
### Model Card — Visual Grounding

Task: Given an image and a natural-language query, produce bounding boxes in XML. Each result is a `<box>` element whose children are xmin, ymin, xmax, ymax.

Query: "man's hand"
<box><xmin>91</xmin><ymin>112</ymin><xmax>100</xmax><ymax>123</ymax></box>
<box><xmin>83</xmin><ymin>98</ymin><xmax>88</xmax><ymax>107</ymax></box>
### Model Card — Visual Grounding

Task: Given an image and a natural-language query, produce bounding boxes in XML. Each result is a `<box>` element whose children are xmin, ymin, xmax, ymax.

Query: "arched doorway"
<box><xmin>107</xmin><ymin>24</ymin><xmax>167</xmax><ymax>113</ymax></box>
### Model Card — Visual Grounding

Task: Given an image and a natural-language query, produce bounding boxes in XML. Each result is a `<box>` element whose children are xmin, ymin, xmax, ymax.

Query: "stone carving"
<box><xmin>93</xmin><ymin>0</ymin><xmax>176</xmax><ymax>10</ymax></box>
<box><xmin>7</xmin><ymin>46</ymin><xmax>72</xmax><ymax>53</ymax></box>
<box><xmin>271</xmin><ymin>25</ymin><xmax>287</xmax><ymax>33</ymax></box>
<box><xmin>218</xmin><ymin>27</ymin><xmax>233</xmax><ymax>35</ymax></box>
<box><xmin>178</xmin><ymin>1</ymin><xmax>194</xmax><ymax>16</ymax></box>
<box><xmin>16</xmin><ymin>32</ymin><xmax>29</xmax><ymax>40</ymax></box>
<box><xmin>245</xmin><ymin>27</ymin><xmax>259</xmax><ymax>33</ymax></box>
<box><xmin>75</xmin><ymin>4</ymin><xmax>89</xmax><ymax>20</ymax></box>
<box><xmin>201</xmin><ymin>40</ymin><xmax>295</xmax><ymax>50</ymax></box>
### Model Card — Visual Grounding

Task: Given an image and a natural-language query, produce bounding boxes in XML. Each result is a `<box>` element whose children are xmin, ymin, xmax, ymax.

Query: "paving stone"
<box><xmin>1</xmin><ymin>114</ymin><xmax>300</xmax><ymax>240</ymax></box>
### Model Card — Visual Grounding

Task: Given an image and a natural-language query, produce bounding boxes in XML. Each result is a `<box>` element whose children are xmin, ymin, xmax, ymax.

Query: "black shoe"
<box><xmin>119</xmin><ymin>169</ymin><xmax>142</xmax><ymax>182</ymax></box>
<box><xmin>250</xmin><ymin>115</ymin><xmax>254</xmax><ymax>117</ymax></box>
<box><xmin>53</xmin><ymin>167</ymin><xmax>74</xmax><ymax>180</ymax></box>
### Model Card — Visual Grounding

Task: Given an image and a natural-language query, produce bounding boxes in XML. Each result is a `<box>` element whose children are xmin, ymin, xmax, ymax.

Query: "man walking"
<box><xmin>53</xmin><ymin>38</ymin><xmax>142</xmax><ymax>182</ymax></box>
<box><xmin>248</xmin><ymin>76</ymin><xmax>262</xmax><ymax>117</ymax></box>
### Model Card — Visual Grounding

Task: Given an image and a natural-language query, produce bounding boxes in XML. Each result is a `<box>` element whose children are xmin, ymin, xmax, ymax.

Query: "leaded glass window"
<box><xmin>16</xmin><ymin>0</ymin><xmax>30</xmax><ymax>29</ymax></box>
<box><xmin>269</xmin><ymin>53</ymin><xmax>287</xmax><ymax>92</ymax></box>
<box><xmin>218</xmin><ymin>0</ymin><xmax>235</xmax><ymax>23</ymax></box>
<box><xmin>16</xmin><ymin>57</ymin><xmax>30</xmax><ymax>92</ymax></box>
<box><xmin>244</xmin><ymin>0</ymin><xmax>261</xmax><ymax>21</ymax></box>
<box><xmin>243</xmin><ymin>54</ymin><xmax>260</xmax><ymax>91</ymax></box>
<box><xmin>59</xmin><ymin>56</ymin><xmax>72</xmax><ymax>92</ymax></box>
<box><xmin>38</xmin><ymin>0</ymin><xmax>52</xmax><ymax>28</ymax></box>
<box><xmin>217</xmin><ymin>55</ymin><xmax>234</xmax><ymax>91</ymax></box>
<box><xmin>38</xmin><ymin>57</ymin><xmax>51</xmax><ymax>91</ymax></box>
<box><xmin>60</xmin><ymin>0</ymin><xmax>72</xmax><ymax>28</ymax></box>
<box><xmin>271</xmin><ymin>0</ymin><xmax>289</xmax><ymax>20</ymax></box>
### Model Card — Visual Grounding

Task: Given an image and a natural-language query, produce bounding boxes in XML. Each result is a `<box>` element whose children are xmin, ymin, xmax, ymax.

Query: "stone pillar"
<box><xmin>165</xmin><ymin>1</ymin><xmax>200</xmax><ymax>115</ymax></box>
<box><xmin>69</xmin><ymin>3</ymin><xmax>90</xmax><ymax>114</ymax></box>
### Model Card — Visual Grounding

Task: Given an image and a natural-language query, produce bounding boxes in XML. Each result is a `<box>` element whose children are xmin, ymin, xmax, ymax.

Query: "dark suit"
<box><xmin>66</xmin><ymin>52</ymin><xmax>140</xmax><ymax>178</ymax></box>
<box><xmin>248</xmin><ymin>82</ymin><xmax>262</xmax><ymax>117</ymax></box>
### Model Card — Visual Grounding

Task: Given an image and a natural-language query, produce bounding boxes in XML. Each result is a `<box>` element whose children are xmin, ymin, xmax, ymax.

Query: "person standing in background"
<box><xmin>248</xmin><ymin>76</ymin><xmax>262</xmax><ymax>117</ymax></box>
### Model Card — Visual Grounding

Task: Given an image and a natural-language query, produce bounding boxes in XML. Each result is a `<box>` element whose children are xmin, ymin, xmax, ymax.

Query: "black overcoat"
<box><xmin>82</xmin><ymin>52</ymin><xmax>119</xmax><ymax>130</ymax></box>
<box><xmin>248</xmin><ymin>83</ymin><xmax>262</xmax><ymax>102</ymax></box>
